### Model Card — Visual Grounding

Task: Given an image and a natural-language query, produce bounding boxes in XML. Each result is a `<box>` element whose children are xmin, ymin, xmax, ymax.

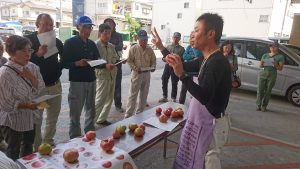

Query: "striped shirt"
<box><xmin>0</xmin><ymin>151</ymin><xmax>20</xmax><ymax>169</ymax></box>
<box><xmin>127</xmin><ymin>44</ymin><xmax>156</xmax><ymax>70</ymax></box>
<box><xmin>0</xmin><ymin>61</ymin><xmax>45</xmax><ymax>131</ymax></box>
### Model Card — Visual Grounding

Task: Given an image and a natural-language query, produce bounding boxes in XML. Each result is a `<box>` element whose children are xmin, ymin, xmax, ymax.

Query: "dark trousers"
<box><xmin>0</xmin><ymin>126</ymin><xmax>35</xmax><ymax>161</ymax></box>
<box><xmin>179</xmin><ymin>83</ymin><xmax>187</xmax><ymax>104</ymax></box>
<box><xmin>114</xmin><ymin>63</ymin><xmax>122</xmax><ymax>108</ymax></box>
<box><xmin>162</xmin><ymin>64</ymin><xmax>179</xmax><ymax>99</ymax></box>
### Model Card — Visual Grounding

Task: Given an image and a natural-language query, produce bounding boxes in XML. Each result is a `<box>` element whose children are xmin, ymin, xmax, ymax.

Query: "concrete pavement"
<box><xmin>46</xmin><ymin>67</ymin><xmax>300</xmax><ymax>169</ymax></box>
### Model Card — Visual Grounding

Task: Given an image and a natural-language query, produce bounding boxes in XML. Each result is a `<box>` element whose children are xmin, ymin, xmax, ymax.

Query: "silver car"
<box><xmin>221</xmin><ymin>37</ymin><xmax>300</xmax><ymax>107</ymax></box>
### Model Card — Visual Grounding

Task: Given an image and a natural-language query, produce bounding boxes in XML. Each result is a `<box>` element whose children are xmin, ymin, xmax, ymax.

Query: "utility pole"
<box><xmin>279</xmin><ymin>0</ymin><xmax>290</xmax><ymax>43</ymax></box>
<box><xmin>60</xmin><ymin>0</ymin><xmax>62</xmax><ymax>27</ymax></box>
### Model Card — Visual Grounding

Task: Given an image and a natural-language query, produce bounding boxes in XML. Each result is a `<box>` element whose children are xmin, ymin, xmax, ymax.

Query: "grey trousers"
<box><xmin>125</xmin><ymin>72</ymin><xmax>151</xmax><ymax>118</ymax></box>
<box><xmin>34</xmin><ymin>81</ymin><xmax>62</xmax><ymax>150</ymax></box>
<box><xmin>68</xmin><ymin>81</ymin><xmax>96</xmax><ymax>139</ymax></box>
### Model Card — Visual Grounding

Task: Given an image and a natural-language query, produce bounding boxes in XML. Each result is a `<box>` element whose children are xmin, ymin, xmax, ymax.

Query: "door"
<box><xmin>240</xmin><ymin>41</ymin><xmax>269</xmax><ymax>91</ymax></box>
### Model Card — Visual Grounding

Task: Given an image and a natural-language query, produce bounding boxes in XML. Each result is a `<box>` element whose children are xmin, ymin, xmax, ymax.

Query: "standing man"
<box><xmin>152</xmin><ymin>13</ymin><xmax>231</xmax><ymax>169</ymax></box>
<box><xmin>63</xmin><ymin>16</ymin><xmax>100</xmax><ymax>139</ymax></box>
<box><xmin>158</xmin><ymin>32</ymin><xmax>185</xmax><ymax>103</ymax></box>
<box><xmin>94</xmin><ymin>23</ymin><xmax>117</xmax><ymax>125</ymax></box>
<box><xmin>124</xmin><ymin>30</ymin><xmax>156</xmax><ymax>118</ymax></box>
<box><xmin>103</xmin><ymin>18</ymin><xmax>125</xmax><ymax>112</ymax></box>
<box><xmin>26</xmin><ymin>13</ymin><xmax>64</xmax><ymax>150</ymax></box>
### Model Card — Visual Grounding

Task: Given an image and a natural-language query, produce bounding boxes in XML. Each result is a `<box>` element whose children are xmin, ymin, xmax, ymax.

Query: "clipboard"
<box><xmin>114</xmin><ymin>59</ymin><xmax>127</xmax><ymax>66</ymax></box>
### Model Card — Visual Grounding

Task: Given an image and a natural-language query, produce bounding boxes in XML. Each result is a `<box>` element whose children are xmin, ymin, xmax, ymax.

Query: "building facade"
<box><xmin>152</xmin><ymin>0</ymin><xmax>300</xmax><ymax>45</ymax></box>
<box><xmin>84</xmin><ymin>0</ymin><xmax>152</xmax><ymax>32</ymax></box>
<box><xmin>0</xmin><ymin>0</ymin><xmax>72</xmax><ymax>27</ymax></box>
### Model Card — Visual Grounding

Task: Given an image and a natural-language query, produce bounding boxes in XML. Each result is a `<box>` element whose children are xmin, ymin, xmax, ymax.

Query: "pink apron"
<box><xmin>173</xmin><ymin>78</ymin><xmax>215</xmax><ymax>169</ymax></box>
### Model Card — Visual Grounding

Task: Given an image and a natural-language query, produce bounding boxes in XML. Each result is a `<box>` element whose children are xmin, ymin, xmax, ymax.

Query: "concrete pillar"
<box><xmin>289</xmin><ymin>14</ymin><xmax>300</xmax><ymax>46</ymax></box>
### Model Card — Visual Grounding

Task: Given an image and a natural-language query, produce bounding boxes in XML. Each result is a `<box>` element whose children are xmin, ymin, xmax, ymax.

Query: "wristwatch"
<box><xmin>179</xmin><ymin>72</ymin><xmax>189</xmax><ymax>80</ymax></box>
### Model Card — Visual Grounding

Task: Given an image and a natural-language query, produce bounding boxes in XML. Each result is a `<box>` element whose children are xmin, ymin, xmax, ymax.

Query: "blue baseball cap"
<box><xmin>137</xmin><ymin>30</ymin><xmax>148</xmax><ymax>40</ymax></box>
<box><xmin>76</xmin><ymin>16</ymin><xmax>95</xmax><ymax>26</ymax></box>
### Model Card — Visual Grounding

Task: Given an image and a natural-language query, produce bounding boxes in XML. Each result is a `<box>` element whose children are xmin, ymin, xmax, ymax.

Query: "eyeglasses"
<box><xmin>18</xmin><ymin>49</ymin><xmax>34</xmax><ymax>54</ymax></box>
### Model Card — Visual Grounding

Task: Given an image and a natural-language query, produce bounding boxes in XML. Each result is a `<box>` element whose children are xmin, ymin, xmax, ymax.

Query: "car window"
<box><xmin>233</xmin><ymin>42</ymin><xmax>242</xmax><ymax>57</ymax></box>
<box><xmin>219</xmin><ymin>40</ymin><xmax>242</xmax><ymax>57</ymax></box>
<box><xmin>278</xmin><ymin>50</ymin><xmax>298</xmax><ymax>66</ymax></box>
<box><xmin>246</xmin><ymin>42</ymin><xmax>269</xmax><ymax>61</ymax></box>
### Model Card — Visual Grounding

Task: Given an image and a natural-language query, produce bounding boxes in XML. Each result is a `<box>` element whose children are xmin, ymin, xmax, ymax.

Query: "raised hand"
<box><xmin>19</xmin><ymin>68</ymin><xmax>38</xmax><ymax>88</ymax></box>
<box><xmin>19</xmin><ymin>67</ymin><xmax>36</xmax><ymax>81</ymax></box>
<box><xmin>151</xmin><ymin>27</ymin><xmax>164</xmax><ymax>50</ymax></box>
<box><xmin>36</xmin><ymin>44</ymin><xmax>48</xmax><ymax>57</ymax></box>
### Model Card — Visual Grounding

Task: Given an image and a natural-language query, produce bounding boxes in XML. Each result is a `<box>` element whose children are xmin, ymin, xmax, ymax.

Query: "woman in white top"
<box><xmin>0</xmin><ymin>35</ymin><xmax>44</xmax><ymax>160</ymax></box>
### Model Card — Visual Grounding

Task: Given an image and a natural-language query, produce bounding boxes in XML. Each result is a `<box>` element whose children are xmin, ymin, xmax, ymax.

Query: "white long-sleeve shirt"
<box><xmin>0</xmin><ymin>61</ymin><xmax>45</xmax><ymax>131</ymax></box>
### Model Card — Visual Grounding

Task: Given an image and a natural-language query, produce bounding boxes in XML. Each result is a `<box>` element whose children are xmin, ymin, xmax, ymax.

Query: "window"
<box><xmin>184</xmin><ymin>2</ymin><xmax>189</xmax><ymax>8</ymax></box>
<box><xmin>279</xmin><ymin>51</ymin><xmax>298</xmax><ymax>66</ymax></box>
<box><xmin>259</xmin><ymin>15</ymin><xmax>269</xmax><ymax>23</ymax></box>
<box><xmin>177</xmin><ymin>13</ymin><xmax>182</xmax><ymax>19</ymax></box>
<box><xmin>12</xmin><ymin>9</ymin><xmax>15</xmax><ymax>13</ymax></box>
<box><xmin>233</xmin><ymin>43</ymin><xmax>242</xmax><ymax>58</ymax></box>
<box><xmin>245</xmin><ymin>0</ymin><xmax>252</xmax><ymax>3</ymax></box>
<box><xmin>35</xmin><ymin>11</ymin><xmax>39</xmax><ymax>15</ymax></box>
<box><xmin>142</xmin><ymin>8</ymin><xmax>150</xmax><ymax>15</ymax></box>
<box><xmin>161</xmin><ymin>25</ymin><xmax>166</xmax><ymax>30</ymax></box>
<box><xmin>220</xmin><ymin>40</ymin><xmax>242</xmax><ymax>58</ymax></box>
<box><xmin>135</xmin><ymin>4</ymin><xmax>139</xmax><ymax>10</ymax></box>
<box><xmin>246</xmin><ymin>42</ymin><xmax>269</xmax><ymax>60</ymax></box>
<box><xmin>98</xmin><ymin>2</ymin><xmax>107</xmax><ymax>8</ymax></box>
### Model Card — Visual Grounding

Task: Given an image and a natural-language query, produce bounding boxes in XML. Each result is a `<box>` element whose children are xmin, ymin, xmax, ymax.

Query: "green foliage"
<box><xmin>124</xmin><ymin>13</ymin><xmax>142</xmax><ymax>41</ymax></box>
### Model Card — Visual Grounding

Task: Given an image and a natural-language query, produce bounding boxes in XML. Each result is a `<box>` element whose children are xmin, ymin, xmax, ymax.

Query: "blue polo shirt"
<box><xmin>63</xmin><ymin>36</ymin><xmax>100</xmax><ymax>82</ymax></box>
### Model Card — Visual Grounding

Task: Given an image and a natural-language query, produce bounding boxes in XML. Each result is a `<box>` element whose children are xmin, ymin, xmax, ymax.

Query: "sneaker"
<box><xmin>158</xmin><ymin>97</ymin><xmax>168</xmax><ymax>103</ymax></box>
<box><xmin>116</xmin><ymin>107</ymin><xmax>125</xmax><ymax>113</ymax></box>
<box><xmin>261</xmin><ymin>107</ymin><xmax>267</xmax><ymax>112</ymax></box>
<box><xmin>96</xmin><ymin>120</ymin><xmax>112</xmax><ymax>126</ymax></box>
<box><xmin>256</xmin><ymin>107</ymin><xmax>261</xmax><ymax>111</ymax></box>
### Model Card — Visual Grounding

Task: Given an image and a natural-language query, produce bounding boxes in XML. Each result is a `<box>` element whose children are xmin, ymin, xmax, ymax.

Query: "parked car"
<box><xmin>221</xmin><ymin>37</ymin><xmax>300</xmax><ymax>107</ymax></box>
<box><xmin>22</xmin><ymin>25</ymin><xmax>36</xmax><ymax>36</ymax></box>
<box><xmin>0</xmin><ymin>27</ymin><xmax>15</xmax><ymax>42</ymax></box>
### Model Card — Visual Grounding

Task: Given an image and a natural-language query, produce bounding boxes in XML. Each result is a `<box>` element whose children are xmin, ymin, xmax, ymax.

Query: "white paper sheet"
<box><xmin>87</xmin><ymin>59</ymin><xmax>107</xmax><ymax>67</ymax></box>
<box><xmin>143</xmin><ymin>116</ymin><xmax>180</xmax><ymax>132</ymax></box>
<box><xmin>37</xmin><ymin>30</ymin><xmax>59</xmax><ymax>59</ymax></box>
<box><xmin>263</xmin><ymin>58</ymin><xmax>274</xmax><ymax>67</ymax></box>
<box><xmin>140</xmin><ymin>67</ymin><xmax>155</xmax><ymax>72</ymax></box>
<box><xmin>32</xmin><ymin>94</ymin><xmax>60</xmax><ymax>103</ymax></box>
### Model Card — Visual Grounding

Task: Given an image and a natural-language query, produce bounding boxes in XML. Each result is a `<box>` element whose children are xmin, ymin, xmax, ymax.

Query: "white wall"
<box><xmin>152</xmin><ymin>0</ymin><xmax>300</xmax><ymax>40</ymax></box>
<box><xmin>201</xmin><ymin>0</ymin><xmax>274</xmax><ymax>38</ymax></box>
<box><xmin>152</xmin><ymin>0</ymin><xmax>198</xmax><ymax>44</ymax></box>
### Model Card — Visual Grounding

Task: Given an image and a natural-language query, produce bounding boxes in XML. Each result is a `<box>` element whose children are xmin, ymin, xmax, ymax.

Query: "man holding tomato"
<box><xmin>152</xmin><ymin>13</ymin><xmax>231</xmax><ymax>169</ymax></box>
